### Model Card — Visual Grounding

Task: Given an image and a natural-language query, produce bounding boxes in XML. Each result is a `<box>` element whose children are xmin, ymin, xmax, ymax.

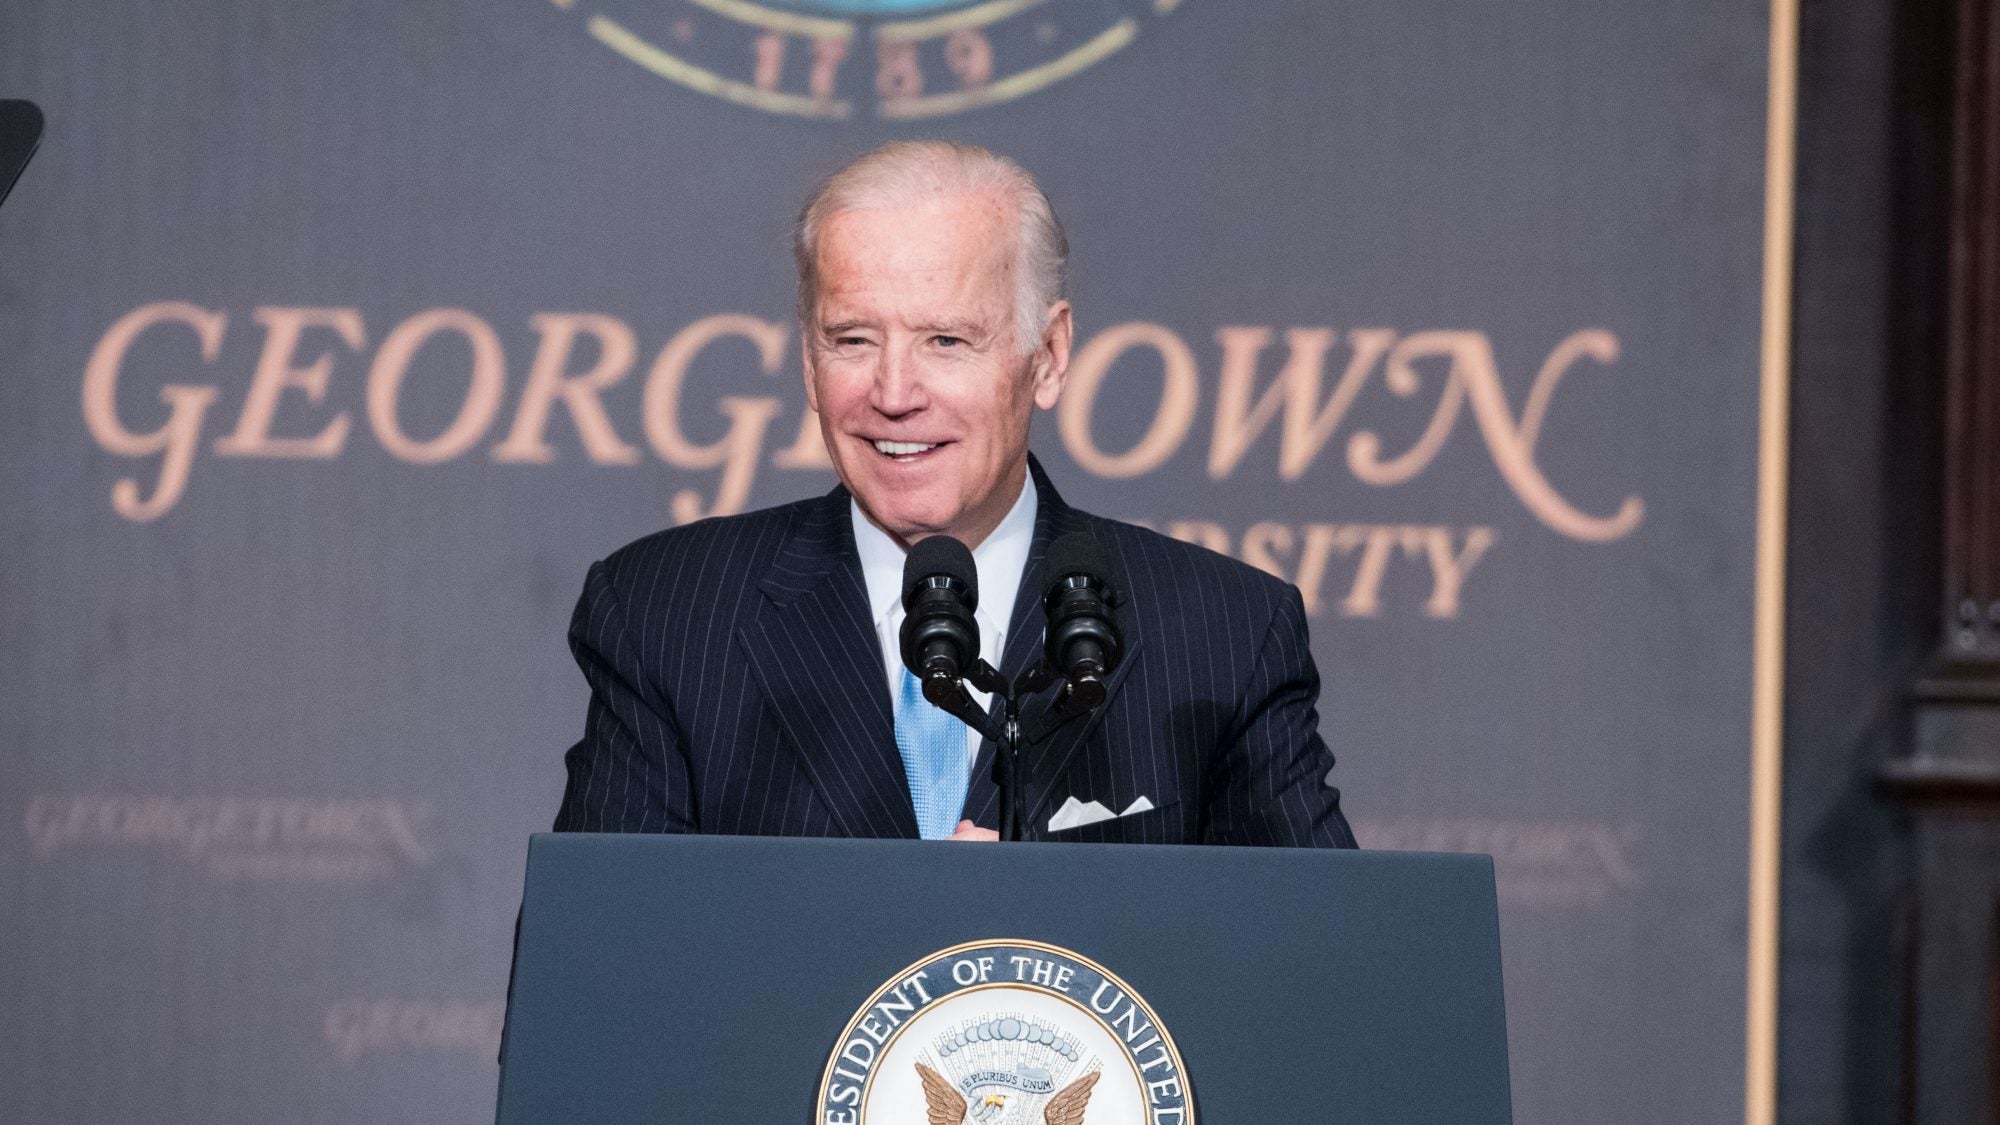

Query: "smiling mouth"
<box><xmin>872</xmin><ymin>439</ymin><xmax>946</xmax><ymax>461</ymax></box>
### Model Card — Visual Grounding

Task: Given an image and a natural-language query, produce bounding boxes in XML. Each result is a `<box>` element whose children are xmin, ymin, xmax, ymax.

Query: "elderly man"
<box><xmin>554</xmin><ymin>141</ymin><xmax>1354</xmax><ymax>848</ymax></box>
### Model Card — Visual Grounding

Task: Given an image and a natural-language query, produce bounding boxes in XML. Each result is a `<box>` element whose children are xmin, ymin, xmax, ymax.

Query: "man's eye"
<box><xmin>834</xmin><ymin>335</ymin><xmax>868</xmax><ymax>347</ymax></box>
<box><xmin>934</xmin><ymin>335</ymin><xmax>964</xmax><ymax>348</ymax></box>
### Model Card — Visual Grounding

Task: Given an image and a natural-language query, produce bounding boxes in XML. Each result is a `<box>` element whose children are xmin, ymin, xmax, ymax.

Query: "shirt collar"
<box><xmin>852</xmin><ymin>469</ymin><xmax>1040</xmax><ymax>632</ymax></box>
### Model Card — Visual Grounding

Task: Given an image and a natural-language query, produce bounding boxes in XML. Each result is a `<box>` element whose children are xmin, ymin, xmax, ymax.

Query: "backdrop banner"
<box><xmin>0</xmin><ymin>2</ymin><xmax>1772</xmax><ymax>1122</ymax></box>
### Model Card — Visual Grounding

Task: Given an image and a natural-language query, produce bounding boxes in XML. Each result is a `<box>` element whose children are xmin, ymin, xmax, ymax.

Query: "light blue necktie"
<box><xmin>894</xmin><ymin>665</ymin><xmax>970</xmax><ymax>839</ymax></box>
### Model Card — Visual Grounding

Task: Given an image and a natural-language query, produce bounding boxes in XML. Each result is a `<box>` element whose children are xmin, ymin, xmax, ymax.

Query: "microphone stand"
<box><xmin>922</xmin><ymin>659</ymin><xmax>1092</xmax><ymax>842</ymax></box>
<box><xmin>990</xmin><ymin>676</ymin><xmax>1028</xmax><ymax>843</ymax></box>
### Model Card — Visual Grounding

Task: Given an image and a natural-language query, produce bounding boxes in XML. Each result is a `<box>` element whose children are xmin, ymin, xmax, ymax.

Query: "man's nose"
<box><xmin>868</xmin><ymin>347</ymin><xmax>926</xmax><ymax>416</ymax></box>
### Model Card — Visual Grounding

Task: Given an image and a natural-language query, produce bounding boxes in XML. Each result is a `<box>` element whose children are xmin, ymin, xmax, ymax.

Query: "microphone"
<box><xmin>1041</xmin><ymin>531</ymin><xmax>1124</xmax><ymax>712</ymax></box>
<box><xmin>899</xmin><ymin>535</ymin><xmax>981</xmax><ymax>704</ymax></box>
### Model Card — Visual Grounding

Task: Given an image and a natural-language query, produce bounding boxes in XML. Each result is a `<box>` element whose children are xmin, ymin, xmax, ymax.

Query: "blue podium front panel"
<box><xmin>497</xmin><ymin>834</ymin><xmax>1510</xmax><ymax>1123</ymax></box>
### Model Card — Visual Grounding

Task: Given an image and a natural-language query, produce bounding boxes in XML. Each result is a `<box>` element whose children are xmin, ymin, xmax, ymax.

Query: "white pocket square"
<box><xmin>1047</xmin><ymin>795</ymin><xmax>1155</xmax><ymax>832</ymax></box>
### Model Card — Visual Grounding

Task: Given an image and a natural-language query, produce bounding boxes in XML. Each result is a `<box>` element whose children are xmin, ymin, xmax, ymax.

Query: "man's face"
<box><xmin>804</xmin><ymin>190</ymin><xmax>1070</xmax><ymax>549</ymax></box>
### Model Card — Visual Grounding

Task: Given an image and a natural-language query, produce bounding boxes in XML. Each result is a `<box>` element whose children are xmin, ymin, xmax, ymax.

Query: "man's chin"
<box><xmin>882</xmin><ymin>515</ymin><xmax>957</xmax><ymax>547</ymax></box>
<box><xmin>855</xmin><ymin>497</ymin><xmax>958</xmax><ymax>546</ymax></box>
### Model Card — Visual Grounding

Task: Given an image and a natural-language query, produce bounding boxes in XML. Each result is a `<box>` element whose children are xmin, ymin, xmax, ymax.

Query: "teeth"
<box><xmin>874</xmin><ymin>440</ymin><xmax>938</xmax><ymax>456</ymax></box>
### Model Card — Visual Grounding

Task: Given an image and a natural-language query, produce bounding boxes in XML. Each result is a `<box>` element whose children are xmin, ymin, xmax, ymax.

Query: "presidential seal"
<box><xmin>818</xmin><ymin>939</ymin><xmax>1192</xmax><ymax>1124</ymax></box>
<box><xmin>551</xmin><ymin>0</ymin><xmax>1184</xmax><ymax>120</ymax></box>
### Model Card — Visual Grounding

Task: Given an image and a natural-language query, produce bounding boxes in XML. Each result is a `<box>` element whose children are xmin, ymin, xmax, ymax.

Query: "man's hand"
<box><xmin>947</xmin><ymin>819</ymin><xmax>999</xmax><ymax>842</ymax></box>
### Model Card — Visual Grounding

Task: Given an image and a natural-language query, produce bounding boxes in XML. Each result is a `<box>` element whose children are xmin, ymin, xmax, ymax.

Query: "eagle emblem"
<box><xmin>917</xmin><ymin>1062</ymin><xmax>1099</xmax><ymax>1125</ymax></box>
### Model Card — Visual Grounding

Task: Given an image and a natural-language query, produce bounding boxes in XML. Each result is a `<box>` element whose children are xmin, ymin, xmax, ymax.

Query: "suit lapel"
<box><xmin>737</xmin><ymin>487</ymin><xmax>916</xmax><ymax>839</ymax></box>
<box><xmin>962</xmin><ymin>459</ymin><xmax>1143</xmax><ymax>833</ymax></box>
<box><xmin>1013</xmin><ymin>626</ymin><xmax>1143</xmax><ymax>834</ymax></box>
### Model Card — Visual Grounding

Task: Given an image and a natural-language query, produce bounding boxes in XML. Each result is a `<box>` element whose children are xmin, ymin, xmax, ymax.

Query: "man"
<box><xmin>554</xmin><ymin>141</ymin><xmax>1354</xmax><ymax>847</ymax></box>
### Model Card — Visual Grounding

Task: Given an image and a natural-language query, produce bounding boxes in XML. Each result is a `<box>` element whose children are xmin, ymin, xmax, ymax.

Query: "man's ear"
<box><xmin>1030</xmin><ymin>302</ymin><xmax>1073</xmax><ymax>411</ymax></box>
<box><xmin>800</xmin><ymin>332</ymin><xmax>820</xmax><ymax>413</ymax></box>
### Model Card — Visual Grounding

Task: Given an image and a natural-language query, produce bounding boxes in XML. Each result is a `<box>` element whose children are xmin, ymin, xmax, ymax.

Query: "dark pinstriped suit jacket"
<box><xmin>554</xmin><ymin>458</ymin><xmax>1356</xmax><ymax>847</ymax></box>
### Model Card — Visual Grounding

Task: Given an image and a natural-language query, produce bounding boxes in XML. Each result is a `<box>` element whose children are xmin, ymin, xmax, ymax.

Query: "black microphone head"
<box><xmin>900</xmin><ymin>534</ymin><xmax>981</xmax><ymax>680</ymax></box>
<box><xmin>1041</xmin><ymin>530</ymin><xmax>1124</xmax><ymax>696</ymax></box>
<box><xmin>1046</xmin><ymin>531</ymin><xmax>1115</xmax><ymax>597</ymax></box>
<box><xmin>903</xmin><ymin>534</ymin><xmax>978</xmax><ymax>610</ymax></box>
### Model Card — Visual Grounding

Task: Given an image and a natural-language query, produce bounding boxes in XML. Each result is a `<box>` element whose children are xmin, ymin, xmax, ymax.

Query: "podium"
<box><xmin>496</xmin><ymin>834</ymin><xmax>1511</xmax><ymax>1123</ymax></box>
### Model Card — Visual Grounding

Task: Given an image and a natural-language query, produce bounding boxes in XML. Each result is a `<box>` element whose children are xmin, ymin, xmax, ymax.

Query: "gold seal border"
<box><xmin>815</xmin><ymin>937</ymin><xmax>1194</xmax><ymax>1124</ymax></box>
<box><xmin>875</xmin><ymin>0</ymin><xmax>1051</xmax><ymax>43</ymax></box>
<box><xmin>563</xmin><ymin>0</ymin><xmax>1169</xmax><ymax>120</ymax></box>
<box><xmin>586</xmin><ymin>14</ymin><xmax>857</xmax><ymax>120</ymax></box>
<box><xmin>877</xmin><ymin>17</ymin><xmax>1138</xmax><ymax>121</ymax></box>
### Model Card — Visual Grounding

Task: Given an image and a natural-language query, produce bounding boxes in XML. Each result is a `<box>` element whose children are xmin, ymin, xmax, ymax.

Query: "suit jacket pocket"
<box><xmin>1040</xmin><ymin>799</ymin><xmax>1183</xmax><ymax>845</ymax></box>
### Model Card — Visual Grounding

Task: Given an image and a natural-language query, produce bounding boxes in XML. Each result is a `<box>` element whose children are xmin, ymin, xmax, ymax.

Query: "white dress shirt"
<box><xmin>852</xmin><ymin>471</ymin><xmax>1039</xmax><ymax>768</ymax></box>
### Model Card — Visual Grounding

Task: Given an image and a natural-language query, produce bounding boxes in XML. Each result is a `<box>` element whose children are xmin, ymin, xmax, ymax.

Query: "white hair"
<box><xmin>793</xmin><ymin>140</ymin><xmax>1069</xmax><ymax>351</ymax></box>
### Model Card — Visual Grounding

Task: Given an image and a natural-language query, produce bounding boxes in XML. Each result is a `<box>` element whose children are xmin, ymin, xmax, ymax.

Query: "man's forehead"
<box><xmin>813</xmin><ymin>200</ymin><xmax>1016</xmax><ymax>321</ymax></box>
